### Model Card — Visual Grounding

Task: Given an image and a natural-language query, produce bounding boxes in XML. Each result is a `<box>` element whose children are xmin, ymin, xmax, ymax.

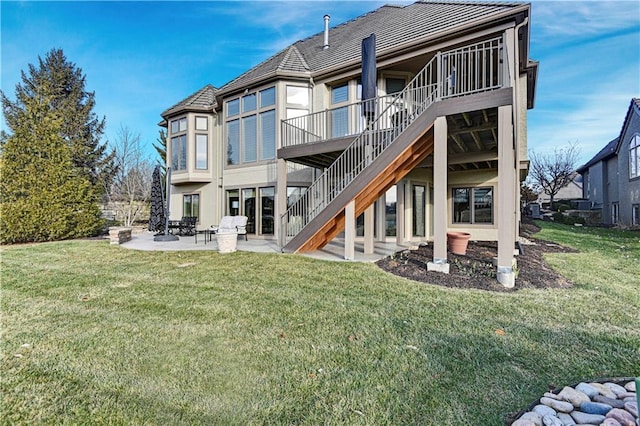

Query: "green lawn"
<box><xmin>1</xmin><ymin>222</ymin><xmax>639</xmax><ymax>425</ymax></box>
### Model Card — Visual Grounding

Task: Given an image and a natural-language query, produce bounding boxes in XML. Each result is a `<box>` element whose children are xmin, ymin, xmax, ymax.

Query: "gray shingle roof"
<box><xmin>577</xmin><ymin>138</ymin><xmax>619</xmax><ymax>173</ymax></box>
<box><xmin>162</xmin><ymin>84</ymin><xmax>218</xmax><ymax>118</ymax></box>
<box><xmin>577</xmin><ymin>98</ymin><xmax>640</xmax><ymax>173</ymax></box>
<box><xmin>219</xmin><ymin>0</ymin><xmax>528</xmax><ymax>95</ymax></box>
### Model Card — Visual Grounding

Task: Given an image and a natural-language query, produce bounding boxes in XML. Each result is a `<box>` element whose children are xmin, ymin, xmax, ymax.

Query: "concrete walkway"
<box><xmin>120</xmin><ymin>231</ymin><xmax>408</xmax><ymax>263</ymax></box>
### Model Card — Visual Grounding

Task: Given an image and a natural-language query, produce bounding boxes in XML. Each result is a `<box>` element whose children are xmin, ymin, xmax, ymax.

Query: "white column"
<box><xmin>364</xmin><ymin>204</ymin><xmax>374</xmax><ymax>254</ymax></box>
<box><xmin>276</xmin><ymin>159</ymin><xmax>287</xmax><ymax>247</ymax></box>
<box><xmin>396</xmin><ymin>181</ymin><xmax>405</xmax><ymax>245</ymax></box>
<box><xmin>427</xmin><ymin>116</ymin><xmax>449</xmax><ymax>273</ymax></box>
<box><xmin>497</xmin><ymin>105</ymin><xmax>516</xmax><ymax>288</ymax></box>
<box><xmin>344</xmin><ymin>200</ymin><xmax>356</xmax><ymax>260</ymax></box>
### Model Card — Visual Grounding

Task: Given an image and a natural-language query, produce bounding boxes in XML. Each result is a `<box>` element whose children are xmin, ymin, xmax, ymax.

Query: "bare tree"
<box><xmin>106</xmin><ymin>125</ymin><xmax>153</xmax><ymax>226</ymax></box>
<box><xmin>528</xmin><ymin>142</ymin><xmax>580</xmax><ymax>208</ymax></box>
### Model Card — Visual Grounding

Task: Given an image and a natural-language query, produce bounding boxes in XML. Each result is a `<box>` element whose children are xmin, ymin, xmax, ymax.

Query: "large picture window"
<box><xmin>183</xmin><ymin>194</ymin><xmax>199</xmax><ymax>219</ymax></box>
<box><xmin>452</xmin><ymin>187</ymin><xmax>493</xmax><ymax>224</ymax></box>
<box><xmin>195</xmin><ymin>134</ymin><xmax>208</xmax><ymax>170</ymax></box>
<box><xmin>171</xmin><ymin>135</ymin><xmax>187</xmax><ymax>171</ymax></box>
<box><xmin>630</xmin><ymin>134</ymin><xmax>639</xmax><ymax>178</ymax></box>
<box><xmin>225</xmin><ymin>86</ymin><xmax>276</xmax><ymax>166</ymax></box>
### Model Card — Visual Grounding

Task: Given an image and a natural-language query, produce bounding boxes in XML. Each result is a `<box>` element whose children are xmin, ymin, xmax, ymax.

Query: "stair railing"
<box><xmin>280</xmin><ymin>36</ymin><xmax>505</xmax><ymax>247</ymax></box>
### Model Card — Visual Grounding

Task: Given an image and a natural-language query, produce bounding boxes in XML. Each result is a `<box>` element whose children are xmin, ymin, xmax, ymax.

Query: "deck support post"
<box><xmin>277</xmin><ymin>159</ymin><xmax>287</xmax><ymax>248</ymax></box>
<box><xmin>344</xmin><ymin>200</ymin><xmax>356</xmax><ymax>260</ymax></box>
<box><xmin>396</xmin><ymin>180</ymin><xmax>405</xmax><ymax>245</ymax></box>
<box><xmin>427</xmin><ymin>116</ymin><xmax>449</xmax><ymax>274</ymax></box>
<box><xmin>497</xmin><ymin>105</ymin><xmax>516</xmax><ymax>288</ymax></box>
<box><xmin>364</xmin><ymin>204</ymin><xmax>374</xmax><ymax>254</ymax></box>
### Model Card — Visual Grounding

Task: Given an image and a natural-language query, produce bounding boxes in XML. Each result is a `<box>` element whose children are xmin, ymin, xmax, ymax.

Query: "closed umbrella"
<box><xmin>148</xmin><ymin>165</ymin><xmax>165</xmax><ymax>233</ymax></box>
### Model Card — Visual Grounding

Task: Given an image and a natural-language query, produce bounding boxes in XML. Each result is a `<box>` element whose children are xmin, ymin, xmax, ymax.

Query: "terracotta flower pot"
<box><xmin>447</xmin><ymin>232</ymin><xmax>471</xmax><ymax>255</ymax></box>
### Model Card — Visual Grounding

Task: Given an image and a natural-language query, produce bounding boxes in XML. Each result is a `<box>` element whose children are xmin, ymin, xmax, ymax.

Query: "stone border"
<box><xmin>506</xmin><ymin>377</ymin><xmax>637</xmax><ymax>425</ymax></box>
<box><xmin>108</xmin><ymin>227</ymin><xmax>132</xmax><ymax>245</ymax></box>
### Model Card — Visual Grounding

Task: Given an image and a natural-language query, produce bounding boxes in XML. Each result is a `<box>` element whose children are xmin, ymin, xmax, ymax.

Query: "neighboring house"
<box><xmin>537</xmin><ymin>173</ymin><xmax>583</xmax><ymax>207</ymax></box>
<box><xmin>159</xmin><ymin>1</ymin><xmax>538</xmax><ymax>287</ymax></box>
<box><xmin>577</xmin><ymin>98</ymin><xmax>640</xmax><ymax>226</ymax></box>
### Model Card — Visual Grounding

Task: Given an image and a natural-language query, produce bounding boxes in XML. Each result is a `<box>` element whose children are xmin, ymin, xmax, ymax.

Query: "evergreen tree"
<box><xmin>0</xmin><ymin>92</ymin><xmax>102</xmax><ymax>243</ymax></box>
<box><xmin>2</xmin><ymin>48</ymin><xmax>115</xmax><ymax>193</ymax></box>
<box><xmin>153</xmin><ymin>128</ymin><xmax>167</xmax><ymax>166</ymax></box>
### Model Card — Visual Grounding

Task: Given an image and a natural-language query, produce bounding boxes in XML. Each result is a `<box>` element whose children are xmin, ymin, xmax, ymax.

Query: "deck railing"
<box><xmin>279</xmin><ymin>37</ymin><xmax>506</xmax><ymax>247</ymax></box>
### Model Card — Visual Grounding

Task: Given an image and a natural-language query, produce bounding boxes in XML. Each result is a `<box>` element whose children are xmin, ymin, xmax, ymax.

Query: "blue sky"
<box><xmin>1</xmin><ymin>1</ymin><xmax>639</xmax><ymax>166</ymax></box>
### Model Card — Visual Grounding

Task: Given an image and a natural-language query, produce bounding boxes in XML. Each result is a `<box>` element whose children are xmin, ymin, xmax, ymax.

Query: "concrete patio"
<box><xmin>120</xmin><ymin>230</ymin><xmax>409</xmax><ymax>263</ymax></box>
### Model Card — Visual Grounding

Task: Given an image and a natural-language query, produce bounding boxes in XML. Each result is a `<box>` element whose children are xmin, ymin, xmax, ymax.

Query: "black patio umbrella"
<box><xmin>361</xmin><ymin>33</ymin><xmax>377</xmax><ymax>120</ymax></box>
<box><xmin>148</xmin><ymin>165</ymin><xmax>165</xmax><ymax>233</ymax></box>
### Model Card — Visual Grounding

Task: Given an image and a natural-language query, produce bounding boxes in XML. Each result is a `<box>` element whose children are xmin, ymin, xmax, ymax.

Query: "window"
<box><xmin>286</xmin><ymin>86</ymin><xmax>309</xmax><ymax>107</ymax></box>
<box><xmin>331</xmin><ymin>83</ymin><xmax>349</xmax><ymax>138</ymax></box>
<box><xmin>260</xmin><ymin>87</ymin><xmax>276</xmax><ymax>107</ymax></box>
<box><xmin>227</xmin><ymin>190</ymin><xmax>240</xmax><ymax>216</ymax></box>
<box><xmin>171</xmin><ymin>117</ymin><xmax>187</xmax><ymax>134</ymax></box>
<box><xmin>413</xmin><ymin>185</ymin><xmax>426</xmax><ymax>237</ymax></box>
<box><xmin>633</xmin><ymin>204</ymin><xmax>639</xmax><ymax>226</ymax></box>
<box><xmin>260</xmin><ymin>110</ymin><xmax>276</xmax><ymax>160</ymax></box>
<box><xmin>243</xmin><ymin>93</ymin><xmax>257</xmax><ymax>113</ymax></box>
<box><xmin>385</xmin><ymin>186</ymin><xmax>396</xmax><ymax>237</ymax></box>
<box><xmin>225</xmin><ymin>86</ymin><xmax>276</xmax><ymax>166</ymax></box>
<box><xmin>630</xmin><ymin>134</ymin><xmax>640</xmax><ymax>178</ymax></box>
<box><xmin>183</xmin><ymin>194</ymin><xmax>199</xmax><ymax>219</ymax></box>
<box><xmin>385</xmin><ymin>77</ymin><xmax>406</xmax><ymax>95</ymax></box>
<box><xmin>242</xmin><ymin>188</ymin><xmax>256</xmax><ymax>234</ymax></box>
<box><xmin>260</xmin><ymin>187</ymin><xmax>275</xmax><ymax>235</ymax></box>
<box><xmin>453</xmin><ymin>187</ymin><xmax>493</xmax><ymax>224</ymax></box>
<box><xmin>227</xmin><ymin>120</ymin><xmax>240</xmax><ymax>165</ymax></box>
<box><xmin>227</xmin><ymin>99</ymin><xmax>240</xmax><ymax>117</ymax></box>
<box><xmin>242</xmin><ymin>115</ymin><xmax>257</xmax><ymax>163</ymax></box>
<box><xmin>195</xmin><ymin>134</ymin><xmax>208</xmax><ymax>170</ymax></box>
<box><xmin>287</xmin><ymin>186</ymin><xmax>307</xmax><ymax>206</ymax></box>
<box><xmin>611</xmin><ymin>202</ymin><xmax>619</xmax><ymax>224</ymax></box>
<box><xmin>171</xmin><ymin>135</ymin><xmax>187</xmax><ymax>171</ymax></box>
<box><xmin>195</xmin><ymin>116</ymin><xmax>208</xmax><ymax>131</ymax></box>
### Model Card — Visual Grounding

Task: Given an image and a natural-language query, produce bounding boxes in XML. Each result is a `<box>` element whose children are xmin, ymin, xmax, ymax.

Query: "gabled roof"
<box><xmin>577</xmin><ymin>98</ymin><xmax>640</xmax><ymax>173</ymax></box>
<box><xmin>576</xmin><ymin>138</ymin><xmax>618</xmax><ymax>173</ymax></box>
<box><xmin>161</xmin><ymin>84</ymin><xmax>218</xmax><ymax>119</ymax></box>
<box><xmin>614</xmin><ymin>97</ymin><xmax>640</xmax><ymax>154</ymax></box>
<box><xmin>218</xmin><ymin>0</ymin><xmax>529</xmax><ymax>95</ymax></box>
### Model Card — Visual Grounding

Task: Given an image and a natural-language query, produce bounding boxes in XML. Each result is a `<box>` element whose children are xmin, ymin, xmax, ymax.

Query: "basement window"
<box><xmin>452</xmin><ymin>187</ymin><xmax>493</xmax><ymax>224</ymax></box>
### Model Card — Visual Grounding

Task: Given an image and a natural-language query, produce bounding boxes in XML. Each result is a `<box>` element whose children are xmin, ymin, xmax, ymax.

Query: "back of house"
<box><xmin>159</xmin><ymin>0</ymin><xmax>538</xmax><ymax>287</ymax></box>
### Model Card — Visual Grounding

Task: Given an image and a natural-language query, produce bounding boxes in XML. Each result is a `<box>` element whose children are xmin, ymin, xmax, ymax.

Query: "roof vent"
<box><xmin>323</xmin><ymin>15</ymin><xmax>330</xmax><ymax>50</ymax></box>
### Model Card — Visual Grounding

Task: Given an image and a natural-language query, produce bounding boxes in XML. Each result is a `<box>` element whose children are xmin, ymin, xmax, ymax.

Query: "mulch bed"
<box><xmin>376</xmin><ymin>220</ymin><xmax>577</xmax><ymax>291</ymax></box>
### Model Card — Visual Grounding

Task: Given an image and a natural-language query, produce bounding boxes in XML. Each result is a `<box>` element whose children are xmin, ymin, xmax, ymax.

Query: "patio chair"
<box><xmin>212</xmin><ymin>215</ymin><xmax>248</xmax><ymax>240</ymax></box>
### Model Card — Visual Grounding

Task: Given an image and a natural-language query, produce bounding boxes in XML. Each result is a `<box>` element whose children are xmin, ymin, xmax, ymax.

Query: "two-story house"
<box><xmin>159</xmin><ymin>0</ymin><xmax>538</xmax><ymax>287</ymax></box>
<box><xmin>577</xmin><ymin>98</ymin><xmax>640</xmax><ymax>226</ymax></box>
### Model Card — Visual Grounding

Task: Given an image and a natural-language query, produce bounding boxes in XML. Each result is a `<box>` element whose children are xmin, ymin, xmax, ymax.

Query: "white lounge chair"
<box><xmin>212</xmin><ymin>215</ymin><xmax>248</xmax><ymax>240</ymax></box>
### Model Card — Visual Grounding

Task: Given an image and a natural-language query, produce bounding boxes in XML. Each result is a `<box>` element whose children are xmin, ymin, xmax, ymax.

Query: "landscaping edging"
<box><xmin>108</xmin><ymin>227</ymin><xmax>132</xmax><ymax>245</ymax></box>
<box><xmin>507</xmin><ymin>377</ymin><xmax>638</xmax><ymax>425</ymax></box>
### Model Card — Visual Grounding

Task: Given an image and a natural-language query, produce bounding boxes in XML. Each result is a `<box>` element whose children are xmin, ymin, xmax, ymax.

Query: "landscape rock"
<box><xmin>514</xmin><ymin>411</ymin><xmax>543</xmax><ymax>426</ymax></box>
<box><xmin>624</xmin><ymin>381</ymin><xmax>635</xmax><ymax>392</ymax></box>
<box><xmin>623</xmin><ymin>400</ymin><xmax>637</xmax><ymax>417</ymax></box>
<box><xmin>556</xmin><ymin>412</ymin><xmax>575</xmax><ymax>425</ymax></box>
<box><xmin>579</xmin><ymin>401</ymin><xmax>612</xmax><ymax>415</ymax></box>
<box><xmin>605</xmin><ymin>408</ymin><xmax>636</xmax><ymax>426</ymax></box>
<box><xmin>601</xmin><ymin>418</ymin><xmax>623</xmax><ymax>426</ymax></box>
<box><xmin>558</xmin><ymin>386</ymin><xmax>591</xmax><ymax>407</ymax></box>
<box><xmin>512</xmin><ymin>419</ymin><xmax>537</xmax><ymax>426</ymax></box>
<box><xmin>590</xmin><ymin>382</ymin><xmax>618</xmax><ymax>399</ymax></box>
<box><xmin>534</xmin><ymin>404</ymin><xmax>557</xmax><ymax>418</ymax></box>
<box><xmin>542</xmin><ymin>414</ymin><xmax>563</xmax><ymax>426</ymax></box>
<box><xmin>605</xmin><ymin>382</ymin><xmax>628</xmax><ymax>397</ymax></box>
<box><xmin>575</xmin><ymin>382</ymin><xmax>599</xmax><ymax>398</ymax></box>
<box><xmin>593</xmin><ymin>395</ymin><xmax>626</xmax><ymax>409</ymax></box>
<box><xmin>540</xmin><ymin>397</ymin><xmax>574</xmax><ymax>413</ymax></box>
<box><xmin>569</xmin><ymin>410</ymin><xmax>605</xmax><ymax>424</ymax></box>
<box><xmin>543</xmin><ymin>392</ymin><xmax>561</xmax><ymax>400</ymax></box>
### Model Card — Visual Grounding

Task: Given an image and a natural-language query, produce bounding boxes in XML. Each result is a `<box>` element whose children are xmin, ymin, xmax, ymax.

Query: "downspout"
<box><xmin>512</xmin><ymin>16</ymin><xmax>528</xmax><ymax>235</ymax></box>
